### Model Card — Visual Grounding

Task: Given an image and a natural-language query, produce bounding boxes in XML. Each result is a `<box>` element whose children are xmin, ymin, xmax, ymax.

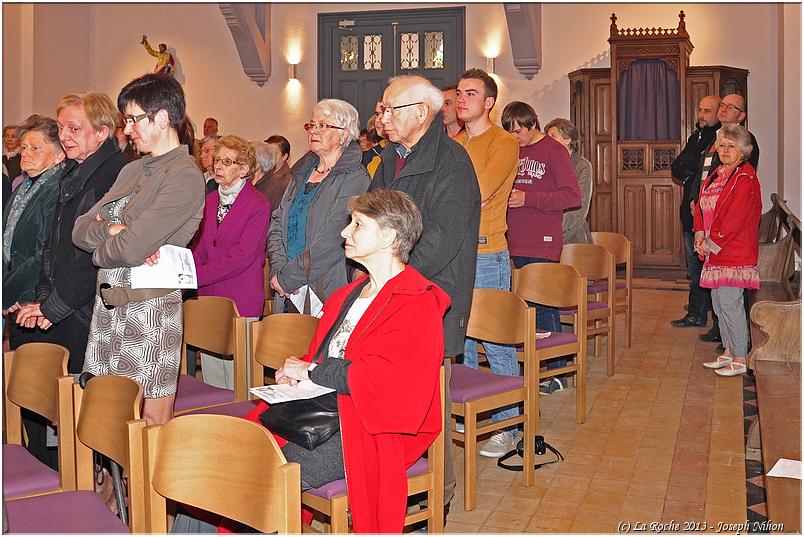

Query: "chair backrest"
<box><xmin>74</xmin><ymin>375</ymin><xmax>143</xmax><ymax>473</ymax></box>
<box><xmin>513</xmin><ymin>263</ymin><xmax>587</xmax><ymax>309</ymax></box>
<box><xmin>183</xmin><ymin>296</ymin><xmax>243</xmax><ymax>356</ymax></box>
<box><xmin>5</xmin><ymin>342</ymin><xmax>68</xmax><ymax>424</ymax></box>
<box><xmin>466</xmin><ymin>288</ymin><xmax>532</xmax><ymax>346</ymax></box>
<box><xmin>591</xmin><ymin>231</ymin><xmax>631</xmax><ymax>267</ymax></box>
<box><xmin>560</xmin><ymin>243</ymin><xmax>614</xmax><ymax>282</ymax></box>
<box><xmin>145</xmin><ymin>414</ymin><xmax>300</xmax><ymax>533</ymax></box>
<box><xmin>250</xmin><ymin>313</ymin><xmax>319</xmax><ymax>376</ymax></box>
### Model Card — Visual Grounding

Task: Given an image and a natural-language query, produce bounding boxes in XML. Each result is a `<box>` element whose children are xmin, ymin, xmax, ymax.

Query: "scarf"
<box><xmin>3</xmin><ymin>163</ymin><xmax>63</xmax><ymax>264</ymax></box>
<box><xmin>217</xmin><ymin>177</ymin><xmax>247</xmax><ymax>224</ymax></box>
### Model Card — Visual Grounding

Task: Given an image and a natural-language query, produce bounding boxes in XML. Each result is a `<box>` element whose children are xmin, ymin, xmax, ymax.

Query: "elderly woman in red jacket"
<box><xmin>276</xmin><ymin>190</ymin><xmax>449</xmax><ymax>533</ymax></box>
<box><xmin>694</xmin><ymin>124</ymin><xmax>761</xmax><ymax>377</ymax></box>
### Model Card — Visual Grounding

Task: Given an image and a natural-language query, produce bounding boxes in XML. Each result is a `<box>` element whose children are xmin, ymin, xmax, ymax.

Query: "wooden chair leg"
<box><xmin>522</xmin><ymin>419</ymin><xmax>535</xmax><ymax>487</ymax></box>
<box><xmin>607</xmin><ymin>312</ymin><xmax>616</xmax><ymax>376</ymax></box>
<box><xmin>576</xmin><ymin>348</ymin><xmax>587</xmax><ymax>424</ymax></box>
<box><xmin>625</xmin><ymin>296</ymin><xmax>633</xmax><ymax>348</ymax></box>
<box><xmin>593</xmin><ymin>319</ymin><xmax>601</xmax><ymax>357</ymax></box>
<box><xmin>330</xmin><ymin>495</ymin><xmax>350</xmax><ymax>533</ymax></box>
<box><xmin>463</xmin><ymin>404</ymin><xmax>477</xmax><ymax>512</ymax></box>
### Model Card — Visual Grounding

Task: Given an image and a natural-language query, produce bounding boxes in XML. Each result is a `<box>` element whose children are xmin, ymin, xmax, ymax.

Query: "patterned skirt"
<box><xmin>84</xmin><ymin>266</ymin><xmax>183</xmax><ymax>398</ymax></box>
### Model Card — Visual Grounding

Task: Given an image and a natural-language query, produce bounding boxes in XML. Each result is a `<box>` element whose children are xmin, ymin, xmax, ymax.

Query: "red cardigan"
<box><xmin>302</xmin><ymin>266</ymin><xmax>450</xmax><ymax>533</ymax></box>
<box><xmin>693</xmin><ymin>161</ymin><xmax>762</xmax><ymax>267</ymax></box>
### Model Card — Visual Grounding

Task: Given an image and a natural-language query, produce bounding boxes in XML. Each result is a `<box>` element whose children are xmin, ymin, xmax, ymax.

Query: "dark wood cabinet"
<box><xmin>569</xmin><ymin>14</ymin><xmax>749</xmax><ymax>269</ymax></box>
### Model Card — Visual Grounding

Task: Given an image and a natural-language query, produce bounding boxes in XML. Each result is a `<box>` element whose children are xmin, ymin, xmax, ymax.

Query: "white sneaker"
<box><xmin>479</xmin><ymin>430</ymin><xmax>520</xmax><ymax>458</ymax></box>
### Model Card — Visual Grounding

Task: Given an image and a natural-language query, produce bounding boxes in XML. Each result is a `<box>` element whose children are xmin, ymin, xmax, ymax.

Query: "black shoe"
<box><xmin>699</xmin><ymin>328</ymin><xmax>722</xmax><ymax>342</ymax></box>
<box><xmin>716</xmin><ymin>344</ymin><xmax>725</xmax><ymax>353</ymax></box>
<box><xmin>670</xmin><ymin>315</ymin><xmax>706</xmax><ymax>328</ymax></box>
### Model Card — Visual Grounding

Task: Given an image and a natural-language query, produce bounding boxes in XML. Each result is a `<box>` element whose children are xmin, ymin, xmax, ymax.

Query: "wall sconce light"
<box><xmin>486</xmin><ymin>56</ymin><xmax>495</xmax><ymax>75</ymax></box>
<box><xmin>288</xmin><ymin>63</ymin><xmax>299</xmax><ymax>80</ymax></box>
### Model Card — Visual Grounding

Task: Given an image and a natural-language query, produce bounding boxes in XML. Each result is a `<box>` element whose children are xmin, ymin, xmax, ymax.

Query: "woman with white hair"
<box><xmin>695</xmin><ymin>124</ymin><xmax>761</xmax><ymax>377</ymax></box>
<box><xmin>267</xmin><ymin>99</ymin><xmax>370</xmax><ymax>312</ymax></box>
<box><xmin>251</xmin><ymin>140</ymin><xmax>290</xmax><ymax>216</ymax></box>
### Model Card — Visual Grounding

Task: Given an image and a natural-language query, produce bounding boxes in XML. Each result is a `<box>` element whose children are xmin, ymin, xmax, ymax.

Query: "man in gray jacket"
<box><xmin>370</xmin><ymin>75</ymin><xmax>481</xmax><ymax>511</ymax></box>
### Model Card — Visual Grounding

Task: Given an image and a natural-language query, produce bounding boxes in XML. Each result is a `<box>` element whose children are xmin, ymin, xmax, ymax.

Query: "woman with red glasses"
<box><xmin>267</xmin><ymin>99</ymin><xmax>370</xmax><ymax>313</ymax></box>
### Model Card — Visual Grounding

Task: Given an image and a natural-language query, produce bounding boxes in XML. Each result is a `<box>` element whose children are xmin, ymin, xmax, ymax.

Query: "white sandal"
<box><xmin>715</xmin><ymin>362</ymin><xmax>747</xmax><ymax>376</ymax></box>
<box><xmin>703</xmin><ymin>355</ymin><xmax>733</xmax><ymax>369</ymax></box>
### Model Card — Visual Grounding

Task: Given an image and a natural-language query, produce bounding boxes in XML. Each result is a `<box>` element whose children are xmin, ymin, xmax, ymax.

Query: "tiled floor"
<box><xmin>444</xmin><ymin>286</ymin><xmax>748</xmax><ymax>533</ymax></box>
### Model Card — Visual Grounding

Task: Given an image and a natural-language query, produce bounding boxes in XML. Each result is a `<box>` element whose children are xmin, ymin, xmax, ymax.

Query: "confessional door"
<box><xmin>318</xmin><ymin>7</ymin><xmax>466</xmax><ymax>128</ymax></box>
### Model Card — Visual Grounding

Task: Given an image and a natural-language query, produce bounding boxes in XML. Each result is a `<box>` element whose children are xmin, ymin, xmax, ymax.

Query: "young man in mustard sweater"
<box><xmin>455</xmin><ymin>68</ymin><xmax>521</xmax><ymax>458</ymax></box>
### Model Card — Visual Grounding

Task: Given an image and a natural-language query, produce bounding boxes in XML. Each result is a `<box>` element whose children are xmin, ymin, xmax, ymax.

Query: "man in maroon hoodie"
<box><xmin>502</xmin><ymin>101</ymin><xmax>581</xmax><ymax>394</ymax></box>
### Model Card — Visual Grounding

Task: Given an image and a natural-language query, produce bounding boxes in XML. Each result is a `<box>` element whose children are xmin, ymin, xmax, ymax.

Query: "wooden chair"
<box><xmin>141</xmin><ymin>413</ymin><xmax>301</xmax><ymax>533</ymax></box>
<box><xmin>301</xmin><ymin>367</ymin><xmax>446</xmax><ymax>533</ymax></box>
<box><xmin>514</xmin><ymin>263</ymin><xmax>589</xmax><ymax>423</ymax></box>
<box><xmin>5</xmin><ymin>375</ymin><xmax>146</xmax><ymax>533</ymax></box>
<box><xmin>591</xmin><ymin>231</ymin><xmax>633</xmax><ymax>348</ymax></box>
<box><xmin>173</xmin><ymin>296</ymin><xmax>248</xmax><ymax>415</ymax></box>
<box><xmin>560</xmin><ymin>243</ymin><xmax>617</xmax><ymax>376</ymax></box>
<box><xmin>3</xmin><ymin>343</ymin><xmax>76</xmax><ymax>500</ymax></box>
<box><xmin>452</xmin><ymin>288</ymin><xmax>538</xmax><ymax>511</ymax></box>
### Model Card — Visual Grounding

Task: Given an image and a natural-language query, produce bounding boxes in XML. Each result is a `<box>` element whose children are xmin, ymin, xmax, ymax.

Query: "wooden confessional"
<box><xmin>569</xmin><ymin>12</ymin><xmax>749</xmax><ymax>268</ymax></box>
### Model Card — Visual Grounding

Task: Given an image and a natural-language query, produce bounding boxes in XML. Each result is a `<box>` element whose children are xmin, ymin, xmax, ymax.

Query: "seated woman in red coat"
<box><xmin>276</xmin><ymin>190</ymin><xmax>449</xmax><ymax>533</ymax></box>
<box><xmin>191</xmin><ymin>134</ymin><xmax>270</xmax><ymax>388</ymax></box>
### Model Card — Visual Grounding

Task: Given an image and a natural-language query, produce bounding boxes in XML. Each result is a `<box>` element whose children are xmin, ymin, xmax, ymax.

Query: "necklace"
<box><xmin>315</xmin><ymin>162</ymin><xmax>332</xmax><ymax>174</ymax></box>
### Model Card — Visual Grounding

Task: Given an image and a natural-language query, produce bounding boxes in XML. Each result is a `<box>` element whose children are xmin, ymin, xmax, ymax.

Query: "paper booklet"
<box><xmin>249</xmin><ymin>380</ymin><xmax>335</xmax><ymax>404</ymax></box>
<box><xmin>130</xmin><ymin>244</ymin><xmax>198</xmax><ymax>289</ymax></box>
<box><xmin>288</xmin><ymin>284</ymin><xmax>324</xmax><ymax>318</ymax></box>
<box><xmin>766</xmin><ymin>458</ymin><xmax>802</xmax><ymax>480</ymax></box>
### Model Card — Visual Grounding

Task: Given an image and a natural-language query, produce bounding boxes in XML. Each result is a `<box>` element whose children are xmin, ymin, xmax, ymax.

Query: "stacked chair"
<box><xmin>591</xmin><ymin>231</ymin><xmax>634</xmax><ymax>348</ymax></box>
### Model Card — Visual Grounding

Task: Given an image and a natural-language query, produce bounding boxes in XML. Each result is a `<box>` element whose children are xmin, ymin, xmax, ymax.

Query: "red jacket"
<box><xmin>302</xmin><ymin>265</ymin><xmax>450</xmax><ymax>533</ymax></box>
<box><xmin>693</xmin><ymin>161</ymin><xmax>762</xmax><ymax>266</ymax></box>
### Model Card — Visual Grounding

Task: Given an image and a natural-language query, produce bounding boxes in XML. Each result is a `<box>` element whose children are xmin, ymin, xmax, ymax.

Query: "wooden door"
<box><xmin>318</xmin><ymin>8</ymin><xmax>465</xmax><ymax>128</ymax></box>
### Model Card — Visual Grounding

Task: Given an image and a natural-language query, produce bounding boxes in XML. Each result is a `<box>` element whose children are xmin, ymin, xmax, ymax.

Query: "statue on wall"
<box><xmin>141</xmin><ymin>35</ymin><xmax>175</xmax><ymax>76</ymax></box>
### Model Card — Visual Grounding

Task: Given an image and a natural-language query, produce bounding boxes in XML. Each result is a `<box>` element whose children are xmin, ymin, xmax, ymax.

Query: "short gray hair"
<box><xmin>252</xmin><ymin>141</ymin><xmax>279</xmax><ymax>173</ymax></box>
<box><xmin>200</xmin><ymin>135</ymin><xmax>220</xmax><ymax>147</ymax></box>
<box><xmin>388</xmin><ymin>75</ymin><xmax>444</xmax><ymax>112</ymax></box>
<box><xmin>544</xmin><ymin>118</ymin><xmax>581</xmax><ymax>153</ymax></box>
<box><xmin>313</xmin><ymin>99</ymin><xmax>360</xmax><ymax>145</ymax></box>
<box><xmin>347</xmin><ymin>190</ymin><xmax>423</xmax><ymax>264</ymax></box>
<box><xmin>716</xmin><ymin>124</ymin><xmax>753</xmax><ymax>160</ymax></box>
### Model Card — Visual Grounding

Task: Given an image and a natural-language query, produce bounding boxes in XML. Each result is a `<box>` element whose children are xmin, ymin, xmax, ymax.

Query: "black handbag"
<box><xmin>259</xmin><ymin>391</ymin><xmax>339</xmax><ymax>451</ymax></box>
<box><xmin>497</xmin><ymin>435</ymin><xmax>564</xmax><ymax>471</ymax></box>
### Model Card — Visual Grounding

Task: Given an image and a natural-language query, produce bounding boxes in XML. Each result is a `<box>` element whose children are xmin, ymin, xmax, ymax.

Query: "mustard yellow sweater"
<box><xmin>456</xmin><ymin>125</ymin><xmax>519</xmax><ymax>254</ymax></box>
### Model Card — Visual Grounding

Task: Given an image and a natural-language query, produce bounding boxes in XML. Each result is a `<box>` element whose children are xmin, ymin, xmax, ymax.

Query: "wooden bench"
<box><xmin>758</xmin><ymin>193</ymin><xmax>790</xmax><ymax>244</ymax></box>
<box><xmin>753</xmin><ymin>358</ymin><xmax>801</xmax><ymax>533</ymax></box>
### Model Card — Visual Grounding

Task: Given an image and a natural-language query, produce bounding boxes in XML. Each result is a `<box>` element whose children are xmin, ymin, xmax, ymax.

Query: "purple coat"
<box><xmin>192</xmin><ymin>181</ymin><xmax>271</xmax><ymax>317</ymax></box>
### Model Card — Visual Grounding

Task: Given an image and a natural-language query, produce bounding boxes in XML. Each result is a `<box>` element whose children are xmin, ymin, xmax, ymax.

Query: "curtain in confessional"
<box><xmin>617</xmin><ymin>59</ymin><xmax>681</xmax><ymax>141</ymax></box>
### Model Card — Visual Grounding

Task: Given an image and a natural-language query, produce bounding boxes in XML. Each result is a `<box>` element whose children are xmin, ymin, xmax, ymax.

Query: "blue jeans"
<box><xmin>512</xmin><ymin>256</ymin><xmax>565</xmax><ymax>369</ymax></box>
<box><xmin>684</xmin><ymin>231</ymin><xmax>711</xmax><ymax>322</ymax></box>
<box><xmin>463</xmin><ymin>250</ymin><xmax>519</xmax><ymax>429</ymax></box>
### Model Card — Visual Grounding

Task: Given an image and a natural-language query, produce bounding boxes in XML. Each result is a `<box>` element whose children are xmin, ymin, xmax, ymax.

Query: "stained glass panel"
<box><xmin>424</xmin><ymin>31</ymin><xmax>444</xmax><ymax>69</ymax></box>
<box><xmin>363</xmin><ymin>34</ymin><xmax>382</xmax><ymax>71</ymax></box>
<box><xmin>400</xmin><ymin>32</ymin><xmax>419</xmax><ymax>70</ymax></box>
<box><xmin>340</xmin><ymin>35</ymin><xmax>358</xmax><ymax>71</ymax></box>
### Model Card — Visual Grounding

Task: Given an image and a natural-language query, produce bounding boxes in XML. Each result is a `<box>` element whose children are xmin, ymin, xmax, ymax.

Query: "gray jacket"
<box><xmin>370</xmin><ymin>113</ymin><xmax>480</xmax><ymax>357</ymax></box>
<box><xmin>72</xmin><ymin>145</ymin><xmax>205</xmax><ymax>271</ymax></box>
<box><xmin>563</xmin><ymin>151</ymin><xmax>593</xmax><ymax>245</ymax></box>
<box><xmin>267</xmin><ymin>142</ymin><xmax>370</xmax><ymax>312</ymax></box>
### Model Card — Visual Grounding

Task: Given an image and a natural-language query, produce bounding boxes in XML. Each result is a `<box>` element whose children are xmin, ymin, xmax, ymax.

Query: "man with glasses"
<box><xmin>454</xmin><ymin>68</ymin><xmax>521</xmax><ymax>459</ymax></box>
<box><xmin>370</xmin><ymin>75</ymin><xmax>480</xmax><ymax>513</ymax></box>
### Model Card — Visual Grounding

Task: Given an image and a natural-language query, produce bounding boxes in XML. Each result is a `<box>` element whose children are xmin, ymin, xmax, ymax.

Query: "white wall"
<box><xmin>3</xmin><ymin>2</ymin><xmax>799</xmax><ymax>214</ymax></box>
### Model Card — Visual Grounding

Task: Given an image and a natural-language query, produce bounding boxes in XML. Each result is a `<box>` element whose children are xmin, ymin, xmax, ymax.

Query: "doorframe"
<box><xmin>317</xmin><ymin>7</ymin><xmax>466</xmax><ymax>100</ymax></box>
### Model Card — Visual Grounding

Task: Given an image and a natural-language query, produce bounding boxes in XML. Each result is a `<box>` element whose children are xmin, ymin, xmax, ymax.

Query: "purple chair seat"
<box><xmin>535</xmin><ymin>332</ymin><xmax>578</xmax><ymax>350</ymax></box>
<box><xmin>173</xmin><ymin>374</ymin><xmax>234</xmax><ymax>412</ymax></box>
<box><xmin>305</xmin><ymin>457</ymin><xmax>429</xmax><ymax>500</ymax></box>
<box><xmin>3</xmin><ymin>444</ymin><xmax>60</xmax><ymax>499</ymax></box>
<box><xmin>182</xmin><ymin>399</ymin><xmax>259</xmax><ymax>417</ymax></box>
<box><xmin>587</xmin><ymin>280</ymin><xmax>627</xmax><ymax>294</ymax></box>
<box><xmin>450</xmin><ymin>365</ymin><xmax>524</xmax><ymax>404</ymax></box>
<box><xmin>6</xmin><ymin>490</ymin><xmax>127</xmax><ymax>533</ymax></box>
<box><xmin>559</xmin><ymin>301</ymin><xmax>608</xmax><ymax>314</ymax></box>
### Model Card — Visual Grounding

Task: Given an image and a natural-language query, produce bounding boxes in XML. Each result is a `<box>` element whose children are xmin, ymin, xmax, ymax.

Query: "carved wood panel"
<box><xmin>651</xmin><ymin>185</ymin><xmax>676</xmax><ymax>254</ymax></box>
<box><xmin>592</xmin><ymin>192</ymin><xmax>613</xmax><ymax>232</ymax></box>
<box><xmin>593</xmin><ymin>81</ymin><xmax>611</xmax><ymax>136</ymax></box>
<box><xmin>621</xmin><ymin>184</ymin><xmax>647</xmax><ymax>256</ymax></box>
<box><xmin>596</xmin><ymin>143</ymin><xmax>612</xmax><ymax>186</ymax></box>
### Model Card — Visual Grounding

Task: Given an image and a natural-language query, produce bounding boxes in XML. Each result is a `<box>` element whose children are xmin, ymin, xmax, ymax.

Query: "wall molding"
<box><xmin>219</xmin><ymin>3</ymin><xmax>271</xmax><ymax>86</ymax></box>
<box><xmin>503</xmin><ymin>3</ymin><xmax>542</xmax><ymax>80</ymax></box>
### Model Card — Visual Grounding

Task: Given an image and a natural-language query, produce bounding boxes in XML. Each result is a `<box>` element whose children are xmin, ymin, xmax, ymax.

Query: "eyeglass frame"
<box><xmin>378</xmin><ymin>101</ymin><xmax>425</xmax><ymax>116</ymax></box>
<box><xmin>718</xmin><ymin>102</ymin><xmax>744</xmax><ymax>113</ymax></box>
<box><xmin>304</xmin><ymin>121</ymin><xmax>347</xmax><ymax>132</ymax></box>
<box><xmin>123</xmin><ymin>112</ymin><xmax>155</xmax><ymax>128</ymax></box>
<box><xmin>212</xmin><ymin>156</ymin><xmax>245</xmax><ymax>167</ymax></box>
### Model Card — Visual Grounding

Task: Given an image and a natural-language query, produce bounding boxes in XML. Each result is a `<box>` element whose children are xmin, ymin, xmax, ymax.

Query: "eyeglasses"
<box><xmin>718</xmin><ymin>102</ymin><xmax>744</xmax><ymax>113</ymax></box>
<box><xmin>379</xmin><ymin>102</ymin><xmax>425</xmax><ymax>116</ymax></box>
<box><xmin>303</xmin><ymin>122</ymin><xmax>346</xmax><ymax>132</ymax></box>
<box><xmin>212</xmin><ymin>157</ymin><xmax>244</xmax><ymax>167</ymax></box>
<box><xmin>123</xmin><ymin>112</ymin><xmax>154</xmax><ymax>127</ymax></box>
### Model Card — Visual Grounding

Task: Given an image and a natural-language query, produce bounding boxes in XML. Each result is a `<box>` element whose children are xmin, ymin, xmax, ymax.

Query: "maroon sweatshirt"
<box><xmin>506</xmin><ymin>134</ymin><xmax>581</xmax><ymax>261</ymax></box>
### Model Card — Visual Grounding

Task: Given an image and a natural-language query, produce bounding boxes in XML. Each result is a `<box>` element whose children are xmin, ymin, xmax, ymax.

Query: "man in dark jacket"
<box><xmin>670</xmin><ymin>95</ymin><xmax>720</xmax><ymax>328</ymax></box>
<box><xmin>370</xmin><ymin>75</ymin><xmax>481</xmax><ymax>509</ymax></box>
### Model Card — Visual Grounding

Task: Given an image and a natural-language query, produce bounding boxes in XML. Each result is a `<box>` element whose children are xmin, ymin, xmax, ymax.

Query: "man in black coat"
<box><xmin>670</xmin><ymin>95</ymin><xmax>721</xmax><ymax>328</ymax></box>
<box><xmin>370</xmin><ymin>75</ymin><xmax>480</xmax><ymax>510</ymax></box>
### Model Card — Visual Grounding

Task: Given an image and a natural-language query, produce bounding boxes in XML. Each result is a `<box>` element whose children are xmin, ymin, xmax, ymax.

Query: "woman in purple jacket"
<box><xmin>191</xmin><ymin>134</ymin><xmax>270</xmax><ymax>388</ymax></box>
